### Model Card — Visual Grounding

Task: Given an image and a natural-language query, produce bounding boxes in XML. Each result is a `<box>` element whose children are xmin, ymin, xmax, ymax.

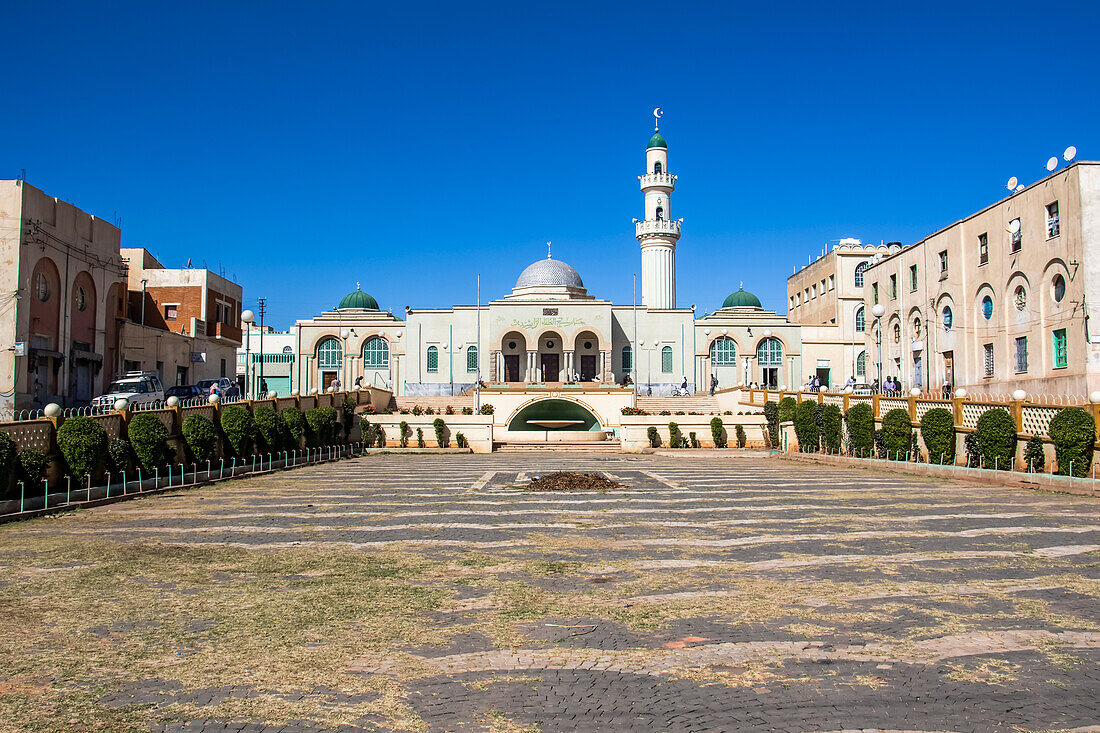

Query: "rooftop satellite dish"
<box><xmin>1046</xmin><ymin>156</ymin><xmax>1058</xmax><ymax>172</ymax></box>
<box><xmin>1006</xmin><ymin>176</ymin><xmax>1018</xmax><ymax>190</ymax></box>
<box><xmin>1064</xmin><ymin>145</ymin><xmax>1077</xmax><ymax>162</ymax></box>
<box><xmin>1008</xmin><ymin>219</ymin><xmax>1021</xmax><ymax>234</ymax></box>
<box><xmin>1015</xmin><ymin>184</ymin><xmax>1025</xmax><ymax>193</ymax></box>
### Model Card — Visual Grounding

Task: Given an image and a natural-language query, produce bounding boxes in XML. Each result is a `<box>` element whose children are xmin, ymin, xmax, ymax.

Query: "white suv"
<box><xmin>93</xmin><ymin>371</ymin><xmax>165</xmax><ymax>410</ymax></box>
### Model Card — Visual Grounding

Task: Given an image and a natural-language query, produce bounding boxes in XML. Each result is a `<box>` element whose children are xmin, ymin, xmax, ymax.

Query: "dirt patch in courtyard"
<box><xmin>525</xmin><ymin>472</ymin><xmax>623</xmax><ymax>492</ymax></box>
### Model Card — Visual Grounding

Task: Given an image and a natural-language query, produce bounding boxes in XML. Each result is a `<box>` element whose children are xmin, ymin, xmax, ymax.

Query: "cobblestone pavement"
<box><xmin>2</xmin><ymin>452</ymin><xmax>1100</xmax><ymax>732</ymax></box>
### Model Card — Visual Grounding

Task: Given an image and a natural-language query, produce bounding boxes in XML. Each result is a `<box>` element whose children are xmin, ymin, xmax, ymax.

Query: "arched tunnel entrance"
<box><xmin>506</xmin><ymin>398</ymin><xmax>602</xmax><ymax>432</ymax></box>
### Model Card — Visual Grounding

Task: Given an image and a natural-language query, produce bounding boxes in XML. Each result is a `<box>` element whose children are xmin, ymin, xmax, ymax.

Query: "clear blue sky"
<box><xmin>5</xmin><ymin>1</ymin><xmax>1097</xmax><ymax>329</ymax></box>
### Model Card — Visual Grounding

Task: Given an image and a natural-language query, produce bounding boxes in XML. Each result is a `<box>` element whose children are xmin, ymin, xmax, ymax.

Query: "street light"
<box><xmin>241</xmin><ymin>310</ymin><xmax>255</xmax><ymax>399</ymax></box>
<box><xmin>871</xmin><ymin>303</ymin><xmax>886</xmax><ymax>392</ymax></box>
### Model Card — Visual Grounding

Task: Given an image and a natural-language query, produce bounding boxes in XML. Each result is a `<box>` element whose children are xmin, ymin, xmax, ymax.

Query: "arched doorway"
<box><xmin>537</xmin><ymin>331</ymin><xmax>563</xmax><ymax>382</ymax></box>
<box><xmin>573</xmin><ymin>330</ymin><xmax>600</xmax><ymax>381</ymax></box>
<box><xmin>69</xmin><ymin>272</ymin><xmax>98</xmax><ymax>404</ymax></box>
<box><xmin>507</xmin><ymin>398</ymin><xmax>602</xmax><ymax>432</ymax></box>
<box><xmin>500</xmin><ymin>331</ymin><xmax>526</xmax><ymax>383</ymax></box>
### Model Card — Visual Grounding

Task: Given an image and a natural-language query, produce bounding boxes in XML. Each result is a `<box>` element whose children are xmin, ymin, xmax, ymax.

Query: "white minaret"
<box><xmin>636</xmin><ymin>108</ymin><xmax>681</xmax><ymax>309</ymax></box>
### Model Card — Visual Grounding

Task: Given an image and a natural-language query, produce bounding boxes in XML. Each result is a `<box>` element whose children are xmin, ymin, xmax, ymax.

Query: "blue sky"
<box><xmin>5</xmin><ymin>1</ymin><xmax>1097</xmax><ymax>329</ymax></box>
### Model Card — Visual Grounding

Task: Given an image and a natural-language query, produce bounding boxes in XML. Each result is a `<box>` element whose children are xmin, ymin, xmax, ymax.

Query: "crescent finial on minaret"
<box><xmin>546</xmin><ymin>241</ymin><xmax>552</xmax><ymax>260</ymax></box>
<box><xmin>653</xmin><ymin>107</ymin><xmax>663</xmax><ymax>132</ymax></box>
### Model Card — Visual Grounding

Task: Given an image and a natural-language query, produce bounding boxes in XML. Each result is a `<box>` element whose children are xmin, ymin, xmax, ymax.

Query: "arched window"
<box><xmin>757</xmin><ymin>337</ymin><xmax>782</xmax><ymax>366</ymax></box>
<box><xmin>981</xmin><ymin>295</ymin><xmax>993</xmax><ymax>320</ymax></box>
<box><xmin>854</xmin><ymin>261</ymin><xmax>869</xmax><ymax>287</ymax></box>
<box><xmin>942</xmin><ymin>306</ymin><xmax>953</xmax><ymax>330</ymax></box>
<box><xmin>893</xmin><ymin>323</ymin><xmax>901</xmax><ymax>343</ymax></box>
<box><xmin>466</xmin><ymin>345</ymin><xmax>478</xmax><ymax>372</ymax></box>
<box><xmin>710</xmin><ymin>337</ymin><xmax>736</xmax><ymax>366</ymax></box>
<box><xmin>655</xmin><ymin>206</ymin><xmax>664</xmax><ymax>221</ymax></box>
<box><xmin>653</xmin><ymin>161</ymin><xmax>662</xmax><ymax>174</ymax></box>
<box><xmin>426</xmin><ymin>346</ymin><xmax>439</xmax><ymax>373</ymax></box>
<box><xmin>855</xmin><ymin>306</ymin><xmax>865</xmax><ymax>333</ymax></box>
<box><xmin>1052</xmin><ymin>274</ymin><xmax>1066</xmax><ymax>302</ymax></box>
<box><xmin>856</xmin><ymin>351</ymin><xmax>866</xmax><ymax>377</ymax></box>
<box><xmin>913</xmin><ymin>317</ymin><xmax>922</xmax><ymax>338</ymax></box>
<box><xmin>317</xmin><ymin>337</ymin><xmax>342</xmax><ymax>369</ymax></box>
<box><xmin>661</xmin><ymin>346</ymin><xmax>673</xmax><ymax>373</ymax></box>
<box><xmin>621</xmin><ymin>345</ymin><xmax>632</xmax><ymax>373</ymax></box>
<box><xmin>363</xmin><ymin>337</ymin><xmax>389</xmax><ymax>368</ymax></box>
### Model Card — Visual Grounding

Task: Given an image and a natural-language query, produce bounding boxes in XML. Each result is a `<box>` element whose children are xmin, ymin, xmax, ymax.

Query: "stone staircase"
<box><xmin>636</xmin><ymin>395</ymin><xmax>722</xmax><ymax>414</ymax></box>
<box><xmin>493</xmin><ymin>440</ymin><xmax>622</xmax><ymax>453</ymax></box>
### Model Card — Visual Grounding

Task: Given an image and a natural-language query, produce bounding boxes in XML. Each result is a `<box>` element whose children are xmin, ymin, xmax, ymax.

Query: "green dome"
<box><xmin>722</xmin><ymin>288</ymin><xmax>762</xmax><ymax>309</ymax></box>
<box><xmin>338</xmin><ymin>287</ymin><xmax>380</xmax><ymax>310</ymax></box>
<box><xmin>647</xmin><ymin>132</ymin><xmax>667</xmax><ymax>149</ymax></box>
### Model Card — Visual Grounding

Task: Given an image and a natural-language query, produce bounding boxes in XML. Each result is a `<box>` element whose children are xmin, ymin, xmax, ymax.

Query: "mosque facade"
<box><xmin>280</xmin><ymin>124</ymin><xmax>803</xmax><ymax>399</ymax></box>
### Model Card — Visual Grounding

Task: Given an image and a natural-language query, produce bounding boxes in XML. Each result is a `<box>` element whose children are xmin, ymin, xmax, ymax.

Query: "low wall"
<box><xmin>620</xmin><ymin>414</ymin><xmax>768</xmax><ymax>452</ymax></box>
<box><xmin>359</xmin><ymin>415</ymin><xmax>493</xmax><ymax>453</ymax></box>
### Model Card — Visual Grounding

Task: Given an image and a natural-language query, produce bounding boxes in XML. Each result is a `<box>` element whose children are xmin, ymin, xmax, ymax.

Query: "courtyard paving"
<box><xmin>2</xmin><ymin>452</ymin><xmax>1100</xmax><ymax>732</ymax></box>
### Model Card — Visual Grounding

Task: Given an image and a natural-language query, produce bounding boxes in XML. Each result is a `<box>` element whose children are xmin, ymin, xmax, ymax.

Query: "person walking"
<box><xmin>259</xmin><ymin>378</ymin><xmax>268</xmax><ymax>398</ymax></box>
<box><xmin>709</xmin><ymin>373</ymin><xmax>718</xmax><ymax>396</ymax></box>
<box><xmin>680</xmin><ymin>376</ymin><xmax>689</xmax><ymax>396</ymax></box>
<box><xmin>354</xmin><ymin>375</ymin><xmax>364</xmax><ymax>389</ymax></box>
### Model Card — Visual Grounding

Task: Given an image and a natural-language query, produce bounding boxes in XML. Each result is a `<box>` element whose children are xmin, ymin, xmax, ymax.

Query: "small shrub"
<box><xmin>221</xmin><ymin>405</ymin><xmax>257</xmax><ymax>457</ymax></box>
<box><xmin>793</xmin><ymin>400</ymin><xmax>819</xmax><ymax>453</ymax></box>
<box><xmin>18</xmin><ymin>448</ymin><xmax>48</xmax><ymax>488</ymax></box>
<box><xmin>880</xmin><ymin>408</ymin><xmax>913</xmax><ymax>458</ymax></box>
<box><xmin>777</xmin><ymin>396</ymin><xmax>797</xmax><ymax>423</ymax></box>
<box><xmin>668</xmin><ymin>422</ymin><xmax>683</xmax><ymax>448</ymax></box>
<box><xmin>0</xmin><ymin>432</ymin><xmax>15</xmax><ymax>490</ymax></box>
<box><xmin>416</xmin><ymin>427</ymin><xmax>425</xmax><ymax>448</ymax></box>
<box><xmin>1023</xmin><ymin>436</ymin><xmax>1046</xmax><ymax>473</ymax></box>
<box><xmin>1049</xmin><ymin>407</ymin><xmax>1095</xmax><ymax>477</ymax></box>
<box><xmin>373</xmin><ymin>424</ymin><xmax>386</xmax><ymax>448</ymax></box>
<box><xmin>182</xmin><ymin>415</ymin><xmax>217</xmax><ymax>463</ymax></box>
<box><xmin>108</xmin><ymin>438</ymin><xmax>132</xmax><ymax>473</ymax></box>
<box><xmin>621</xmin><ymin>406</ymin><xmax>649</xmax><ymax>416</ymax></box>
<box><xmin>461</xmin><ymin>407</ymin><xmax>473</xmax><ymax>415</ymax></box>
<box><xmin>128</xmin><ymin>413</ymin><xmax>171</xmax><ymax>471</ymax></box>
<box><xmin>362</xmin><ymin>422</ymin><xmax>379</xmax><ymax>448</ymax></box>
<box><xmin>919</xmin><ymin>408</ymin><xmax>956</xmax><ymax>464</ymax></box>
<box><xmin>763</xmin><ymin>401</ymin><xmax>779</xmax><ymax>447</ymax></box>
<box><xmin>820</xmin><ymin>404</ymin><xmax>843</xmax><ymax>453</ymax></box>
<box><xmin>433</xmin><ymin>418</ymin><xmax>447</xmax><ymax>447</ymax></box>
<box><xmin>735</xmin><ymin>424</ymin><xmax>747</xmax><ymax>448</ymax></box>
<box><xmin>647</xmin><ymin>426</ymin><xmax>660</xmax><ymax>448</ymax></box>
<box><xmin>341</xmin><ymin>396</ymin><xmax>356</xmax><ymax>430</ymax></box>
<box><xmin>411</xmin><ymin>405</ymin><xmax>423</xmax><ymax>416</ymax></box>
<box><xmin>253</xmin><ymin>405</ymin><xmax>283</xmax><ymax>452</ymax></box>
<box><xmin>304</xmin><ymin>407</ymin><xmax>338</xmax><ymax>446</ymax></box>
<box><xmin>399</xmin><ymin>420</ymin><xmax>410</xmax><ymax>448</ymax></box>
<box><xmin>456</xmin><ymin>432</ymin><xmax>468</xmax><ymax>448</ymax></box>
<box><xmin>975</xmin><ymin>407</ymin><xmax>1017</xmax><ymax>470</ymax></box>
<box><xmin>964</xmin><ymin>432</ymin><xmax>982</xmax><ymax>467</ymax></box>
<box><xmin>479</xmin><ymin>403</ymin><xmax>495</xmax><ymax>415</ymax></box>
<box><xmin>445</xmin><ymin>405</ymin><xmax>454</xmax><ymax>415</ymax></box>
<box><xmin>56</xmin><ymin>416</ymin><xmax>108</xmax><ymax>479</ymax></box>
<box><xmin>845</xmin><ymin>403</ymin><xmax>875</xmax><ymax>457</ymax></box>
<box><xmin>425</xmin><ymin>407</ymin><xmax>435</xmax><ymax>415</ymax></box>
<box><xmin>281</xmin><ymin>406</ymin><xmax>306</xmax><ymax>445</ymax></box>
<box><xmin>689</xmin><ymin>431</ymin><xmax>700</xmax><ymax>448</ymax></box>
<box><xmin>710</xmin><ymin>417</ymin><xmax>726</xmax><ymax>448</ymax></box>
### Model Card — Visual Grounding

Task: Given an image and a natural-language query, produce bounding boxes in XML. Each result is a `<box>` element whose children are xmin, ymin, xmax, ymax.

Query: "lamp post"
<box><xmin>241</xmin><ymin>310</ymin><xmax>255</xmax><ymax>398</ymax></box>
<box><xmin>871</xmin><ymin>303</ymin><xmax>886</xmax><ymax>393</ymax></box>
<box><xmin>340</xmin><ymin>329</ymin><xmax>351</xmax><ymax>390</ymax></box>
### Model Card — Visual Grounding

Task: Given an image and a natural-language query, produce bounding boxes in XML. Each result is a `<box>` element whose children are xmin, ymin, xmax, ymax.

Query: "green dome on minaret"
<box><xmin>338</xmin><ymin>284</ymin><xmax>380</xmax><ymax>310</ymax></box>
<box><xmin>647</xmin><ymin>132</ymin><xmax>667</xmax><ymax>149</ymax></box>
<box><xmin>722</xmin><ymin>287</ymin><xmax>762</xmax><ymax>309</ymax></box>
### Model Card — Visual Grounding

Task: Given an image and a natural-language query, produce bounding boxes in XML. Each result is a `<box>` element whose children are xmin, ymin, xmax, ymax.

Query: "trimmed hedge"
<box><xmin>304</xmin><ymin>407</ymin><xmax>338</xmax><ymax>446</ymax></box>
<box><xmin>710</xmin><ymin>417</ymin><xmax>726</xmax><ymax>448</ymax></box>
<box><xmin>845</xmin><ymin>403</ymin><xmax>875</xmax><ymax>457</ymax></box>
<box><xmin>108</xmin><ymin>438</ymin><xmax>132</xmax><ymax>473</ymax></box>
<box><xmin>735</xmin><ymin>424</ymin><xmax>747</xmax><ymax>448</ymax></box>
<box><xmin>56</xmin><ymin>416</ymin><xmax>108</xmax><ymax>479</ymax></box>
<box><xmin>253</xmin><ymin>405</ymin><xmax>284</xmax><ymax>451</ymax></box>
<box><xmin>975</xmin><ymin>407</ymin><xmax>1016</xmax><ymax>469</ymax></box>
<box><xmin>763</xmin><ymin>401</ymin><xmax>779</xmax><ymax>447</ymax></box>
<box><xmin>777</xmin><ymin>396</ymin><xmax>797</xmax><ymax>424</ymax></box>
<box><xmin>919</xmin><ymin>408</ymin><xmax>956</xmax><ymax>463</ymax></box>
<box><xmin>433</xmin><ymin>418</ymin><xmax>446</xmax><ymax>448</ymax></box>
<box><xmin>1023</xmin><ymin>436</ymin><xmax>1046</xmax><ymax>473</ymax></box>
<box><xmin>281</xmin><ymin>406</ymin><xmax>306</xmax><ymax>445</ymax></box>
<box><xmin>793</xmin><ymin>400</ymin><xmax>819</xmax><ymax>453</ymax></box>
<box><xmin>0</xmin><ymin>432</ymin><xmax>14</xmax><ymax>492</ymax></box>
<box><xmin>18</xmin><ymin>448</ymin><xmax>48</xmax><ymax>488</ymax></box>
<box><xmin>820</xmin><ymin>403</ymin><xmax>843</xmax><ymax>454</ymax></box>
<box><xmin>668</xmin><ymin>422</ymin><xmax>684</xmax><ymax>448</ymax></box>
<box><xmin>1049</xmin><ymin>406</ymin><xmax>1095</xmax><ymax>477</ymax></box>
<box><xmin>647</xmin><ymin>426</ymin><xmax>660</xmax><ymax>448</ymax></box>
<box><xmin>456</xmin><ymin>432</ymin><xmax>468</xmax><ymax>448</ymax></box>
<box><xmin>964</xmin><ymin>431</ymin><xmax>982</xmax><ymax>467</ymax></box>
<box><xmin>220</xmin><ymin>404</ymin><xmax>257</xmax><ymax>457</ymax></box>
<box><xmin>880</xmin><ymin>408</ymin><xmax>912</xmax><ymax>458</ymax></box>
<box><xmin>399</xmin><ymin>421</ymin><xmax>410</xmax><ymax>448</ymax></box>
<box><xmin>182</xmin><ymin>414</ymin><xmax>217</xmax><ymax>463</ymax></box>
<box><xmin>416</xmin><ymin>428</ymin><xmax>425</xmax><ymax>448</ymax></box>
<box><xmin>128</xmin><ymin>413</ymin><xmax>171</xmax><ymax>471</ymax></box>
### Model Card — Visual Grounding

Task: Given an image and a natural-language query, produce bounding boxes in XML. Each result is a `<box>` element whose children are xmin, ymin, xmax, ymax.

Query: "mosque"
<box><xmin>273</xmin><ymin>117</ymin><xmax>805</xmax><ymax>399</ymax></box>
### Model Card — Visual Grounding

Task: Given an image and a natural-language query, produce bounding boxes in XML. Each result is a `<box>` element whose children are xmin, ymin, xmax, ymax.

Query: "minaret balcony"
<box><xmin>638</xmin><ymin>172</ymin><xmax>677</xmax><ymax>190</ymax></box>
<box><xmin>635</xmin><ymin>219</ymin><xmax>682</xmax><ymax>239</ymax></box>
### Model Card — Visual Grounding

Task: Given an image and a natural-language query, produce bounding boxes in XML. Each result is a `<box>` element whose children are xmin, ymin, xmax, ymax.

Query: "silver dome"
<box><xmin>515</xmin><ymin>258</ymin><xmax>584</xmax><ymax>289</ymax></box>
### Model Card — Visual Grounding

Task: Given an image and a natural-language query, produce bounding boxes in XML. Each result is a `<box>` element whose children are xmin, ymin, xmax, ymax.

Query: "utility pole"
<box><xmin>257</xmin><ymin>298</ymin><xmax>267</xmax><ymax>396</ymax></box>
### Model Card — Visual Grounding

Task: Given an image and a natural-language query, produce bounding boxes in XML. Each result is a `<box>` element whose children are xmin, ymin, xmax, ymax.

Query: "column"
<box><xmin>526</xmin><ymin>350</ymin><xmax>536</xmax><ymax>382</ymax></box>
<box><xmin>564</xmin><ymin>350</ymin><xmax>574</xmax><ymax>380</ymax></box>
<box><xmin>601</xmin><ymin>350</ymin><xmax>610</xmax><ymax>382</ymax></box>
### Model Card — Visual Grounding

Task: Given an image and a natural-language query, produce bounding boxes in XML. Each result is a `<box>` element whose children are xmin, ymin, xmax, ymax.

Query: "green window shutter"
<box><xmin>661</xmin><ymin>346</ymin><xmax>673</xmax><ymax>373</ymax></box>
<box><xmin>466</xmin><ymin>346</ymin><xmax>478</xmax><ymax>372</ymax></box>
<box><xmin>1053</xmin><ymin>329</ymin><xmax>1068</xmax><ymax>368</ymax></box>
<box><xmin>621</xmin><ymin>345</ymin><xmax>632</xmax><ymax>373</ymax></box>
<box><xmin>426</xmin><ymin>346</ymin><xmax>438</xmax><ymax>373</ymax></box>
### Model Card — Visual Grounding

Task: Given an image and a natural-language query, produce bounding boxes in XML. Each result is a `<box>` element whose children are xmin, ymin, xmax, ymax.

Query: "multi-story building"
<box><xmin>787</xmin><ymin>239</ymin><xmax>901</xmax><ymax>388</ymax></box>
<box><xmin>861</xmin><ymin>161</ymin><xmax>1100</xmax><ymax>396</ymax></box>
<box><xmin>120</xmin><ymin>248</ymin><xmax>243</xmax><ymax>387</ymax></box>
<box><xmin>0</xmin><ymin>180</ymin><xmax>129</xmax><ymax>415</ymax></box>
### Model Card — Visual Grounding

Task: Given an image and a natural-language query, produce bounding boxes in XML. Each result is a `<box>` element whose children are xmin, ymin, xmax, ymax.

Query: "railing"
<box><xmin>639</xmin><ymin>172</ymin><xmax>676</xmax><ymax>188</ymax></box>
<box><xmin>634</xmin><ymin>219</ymin><xmax>681</xmax><ymax>238</ymax></box>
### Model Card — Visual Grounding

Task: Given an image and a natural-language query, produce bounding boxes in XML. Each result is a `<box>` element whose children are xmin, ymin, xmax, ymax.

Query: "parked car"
<box><xmin>851</xmin><ymin>382</ymin><xmax>875</xmax><ymax>395</ymax></box>
<box><xmin>195</xmin><ymin>377</ymin><xmax>241</xmax><ymax>400</ymax></box>
<box><xmin>92</xmin><ymin>372</ymin><xmax>165</xmax><ymax>410</ymax></box>
<box><xmin>165</xmin><ymin>384</ymin><xmax>203</xmax><ymax>401</ymax></box>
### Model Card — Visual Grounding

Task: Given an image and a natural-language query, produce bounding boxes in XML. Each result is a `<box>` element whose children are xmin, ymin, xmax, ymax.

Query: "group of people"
<box><xmin>876</xmin><ymin>376</ymin><xmax>904</xmax><ymax>396</ymax></box>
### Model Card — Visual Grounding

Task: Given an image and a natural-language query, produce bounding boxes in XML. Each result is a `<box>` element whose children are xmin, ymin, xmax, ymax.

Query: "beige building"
<box><xmin>861</xmin><ymin>161</ymin><xmax>1100</xmax><ymax>396</ymax></box>
<box><xmin>0</xmin><ymin>180</ymin><xmax>129</xmax><ymax>416</ymax></box>
<box><xmin>787</xmin><ymin>239</ymin><xmax>902</xmax><ymax>388</ymax></box>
